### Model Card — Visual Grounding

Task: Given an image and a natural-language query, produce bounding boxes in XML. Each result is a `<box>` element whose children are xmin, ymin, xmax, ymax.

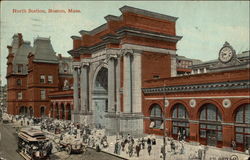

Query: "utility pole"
<box><xmin>162</xmin><ymin>80</ymin><xmax>166</xmax><ymax>160</ymax></box>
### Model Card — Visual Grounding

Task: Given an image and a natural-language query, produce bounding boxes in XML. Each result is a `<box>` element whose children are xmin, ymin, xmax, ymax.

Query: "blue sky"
<box><xmin>0</xmin><ymin>1</ymin><xmax>249</xmax><ymax>85</ymax></box>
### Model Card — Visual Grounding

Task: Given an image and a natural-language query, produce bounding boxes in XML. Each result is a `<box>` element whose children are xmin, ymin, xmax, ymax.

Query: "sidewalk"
<box><xmin>102</xmin><ymin>136</ymin><xmax>249</xmax><ymax>160</ymax></box>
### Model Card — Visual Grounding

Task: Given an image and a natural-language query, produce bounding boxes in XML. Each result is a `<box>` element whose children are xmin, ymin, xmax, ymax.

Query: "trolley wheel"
<box><xmin>66</xmin><ymin>146</ymin><xmax>71</xmax><ymax>155</ymax></box>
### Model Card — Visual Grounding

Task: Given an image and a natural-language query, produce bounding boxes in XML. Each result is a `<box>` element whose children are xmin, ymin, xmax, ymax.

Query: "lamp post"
<box><xmin>162</xmin><ymin>80</ymin><xmax>166</xmax><ymax>160</ymax></box>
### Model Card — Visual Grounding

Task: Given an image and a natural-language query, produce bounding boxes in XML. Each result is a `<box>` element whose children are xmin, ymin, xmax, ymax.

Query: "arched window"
<box><xmin>199</xmin><ymin>104</ymin><xmax>222</xmax><ymax>146</ymax></box>
<box><xmin>235</xmin><ymin>104</ymin><xmax>250</xmax><ymax>150</ymax></box>
<box><xmin>172</xmin><ymin>103</ymin><xmax>189</xmax><ymax>139</ymax></box>
<box><xmin>149</xmin><ymin>104</ymin><xmax>163</xmax><ymax>129</ymax></box>
<box><xmin>40</xmin><ymin>106</ymin><xmax>45</xmax><ymax>117</ymax></box>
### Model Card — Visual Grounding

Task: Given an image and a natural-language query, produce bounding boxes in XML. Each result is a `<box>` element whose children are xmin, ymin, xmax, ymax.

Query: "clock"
<box><xmin>219</xmin><ymin>42</ymin><xmax>234</xmax><ymax>63</ymax></box>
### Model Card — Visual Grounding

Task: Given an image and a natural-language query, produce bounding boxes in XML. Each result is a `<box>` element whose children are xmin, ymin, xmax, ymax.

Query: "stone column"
<box><xmin>64</xmin><ymin>102</ymin><xmax>67</xmax><ymax>120</ymax></box>
<box><xmin>52</xmin><ymin>103</ymin><xmax>56</xmax><ymax>119</ymax></box>
<box><xmin>108</xmin><ymin>58</ymin><xmax>116</xmax><ymax>112</ymax></box>
<box><xmin>73</xmin><ymin>67</ymin><xmax>80</xmax><ymax>113</ymax></box>
<box><xmin>132</xmin><ymin>52</ymin><xmax>142</xmax><ymax>113</ymax></box>
<box><xmin>80</xmin><ymin>64</ymin><xmax>88</xmax><ymax>113</ymax></box>
<box><xmin>116</xmin><ymin>57</ymin><xmax>121</xmax><ymax>113</ymax></box>
<box><xmin>123</xmin><ymin>53</ymin><xmax>132</xmax><ymax>113</ymax></box>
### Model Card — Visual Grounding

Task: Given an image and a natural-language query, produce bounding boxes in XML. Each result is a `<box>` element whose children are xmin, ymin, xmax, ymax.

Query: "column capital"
<box><xmin>72</xmin><ymin>62</ymin><xmax>81</xmax><ymax>70</ymax></box>
<box><xmin>81</xmin><ymin>62</ymin><xmax>89</xmax><ymax>68</ymax></box>
<box><xmin>121</xmin><ymin>49</ymin><xmax>143</xmax><ymax>56</ymax></box>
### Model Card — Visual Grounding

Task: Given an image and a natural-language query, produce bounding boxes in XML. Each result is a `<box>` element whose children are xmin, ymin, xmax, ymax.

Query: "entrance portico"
<box><xmin>71</xmin><ymin>49</ymin><xmax>145</xmax><ymax>135</ymax></box>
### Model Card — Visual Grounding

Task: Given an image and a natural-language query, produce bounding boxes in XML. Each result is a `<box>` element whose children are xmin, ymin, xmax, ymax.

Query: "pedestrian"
<box><xmin>114</xmin><ymin>141</ymin><xmax>119</xmax><ymax>154</ymax></box>
<box><xmin>117</xmin><ymin>141</ymin><xmax>121</xmax><ymax>155</ymax></box>
<box><xmin>147</xmin><ymin>137</ymin><xmax>151</xmax><ymax>145</ymax></box>
<box><xmin>170</xmin><ymin>140</ymin><xmax>175</xmax><ymax>154</ymax></box>
<box><xmin>128</xmin><ymin>143</ymin><xmax>133</xmax><ymax>157</ymax></box>
<box><xmin>177</xmin><ymin>130</ymin><xmax>181</xmax><ymax>141</ymax></box>
<box><xmin>231</xmin><ymin>140</ymin><xmax>236</xmax><ymax>150</ymax></box>
<box><xmin>142</xmin><ymin>140</ymin><xmax>145</xmax><ymax>149</ymax></box>
<box><xmin>121</xmin><ymin>141</ymin><xmax>125</xmax><ymax>151</ymax></box>
<box><xmin>147</xmin><ymin>143</ymin><xmax>152</xmax><ymax>156</ymax></box>
<box><xmin>135</xmin><ymin>143</ymin><xmax>140</xmax><ymax>157</ymax></box>
<box><xmin>160</xmin><ymin>145</ymin><xmax>165</xmax><ymax>158</ymax></box>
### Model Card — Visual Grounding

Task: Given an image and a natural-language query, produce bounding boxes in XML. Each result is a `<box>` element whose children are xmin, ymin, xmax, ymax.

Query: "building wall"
<box><xmin>143</xmin><ymin>68</ymin><xmax>250</xmax><ymax>151</ymax></box>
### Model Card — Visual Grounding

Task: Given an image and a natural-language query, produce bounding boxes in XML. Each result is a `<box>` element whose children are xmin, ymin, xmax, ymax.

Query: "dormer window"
<box><xmin>17</xmin><ymin>64</ymin><xmax>23</xmax><ymax>73</ymax></box>
<box><xmin>63</xmin><ymin>63</ymin><xmax>69</xmax><ymax>73</ymax></box>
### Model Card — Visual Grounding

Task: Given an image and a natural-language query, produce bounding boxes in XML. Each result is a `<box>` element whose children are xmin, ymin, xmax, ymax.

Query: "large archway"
<box><xmin>199</xmin><ymin>103</ymin><xmax>222</xmax><ymax>146</ymax></box>
<box><xmin>92</xmin><ymin>67</ymin><xmax>108</xmax><ymax>128</ymax></box>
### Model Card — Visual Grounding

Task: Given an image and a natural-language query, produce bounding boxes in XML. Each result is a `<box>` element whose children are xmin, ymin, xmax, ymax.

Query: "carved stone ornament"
<box><xmin>189</xmin><ymin>99</ymin><xmax>196</xmax><ymax>108</ymax></box>
<box><xmin>222</xmin><ymin>99</ymin><xmax>231</xmax><ymax>108</ymax></box>
<box><xmin>164</xmin><ymin>99</ymin><xmax>169</xmax><ymax>107</ymax></box>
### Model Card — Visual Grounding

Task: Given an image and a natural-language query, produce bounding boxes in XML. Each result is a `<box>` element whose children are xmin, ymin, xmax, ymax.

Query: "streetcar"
<box><xmin>17</xmin><ymin>128</ymin><xmax>52</xmax><ymax>160</ymax></box>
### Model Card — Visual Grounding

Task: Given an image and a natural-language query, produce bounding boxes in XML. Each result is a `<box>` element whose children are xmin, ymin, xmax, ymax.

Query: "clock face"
<box><xmin>219</xmin><ymin>46</ymin><xmax>233</xmax><ymax>63</ymax></box>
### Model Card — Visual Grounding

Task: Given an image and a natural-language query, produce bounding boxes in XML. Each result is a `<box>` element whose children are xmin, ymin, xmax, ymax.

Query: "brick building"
<box><xmin>69</xmin><ymin>5</ymin><xmax>250</xmax><ymax>151</ymax></box>
<box><xmin>6</xmin><ymin>33</ymin><xmax>73</xmax><ymax>119</ymax></box>
<box><xmin>68</xmin><ymin>5</ymin><xmax>182</xmax><ymax>135</ymax></box>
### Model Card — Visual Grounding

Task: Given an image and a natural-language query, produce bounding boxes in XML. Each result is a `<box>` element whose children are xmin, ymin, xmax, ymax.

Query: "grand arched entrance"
<box><xmin>92</xmin><ymin>67</ymin><xmax>108</xmax><ymax>128</ymax></box>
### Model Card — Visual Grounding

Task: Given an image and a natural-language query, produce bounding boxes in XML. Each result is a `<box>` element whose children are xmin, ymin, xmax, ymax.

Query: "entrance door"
<box><xmin>95</xmin><ymin>99</ymin><xmax>107</xmax><ymax>128</ymax></box>
<box><xmin>207</xmin><ymin>130</ymin><xmax>217</xmax><ymax>146</ymax></box>
<box><xmin>245</xmin><ymin>136</ymin><xmax>250</xmax><ymax>150</ymax></box>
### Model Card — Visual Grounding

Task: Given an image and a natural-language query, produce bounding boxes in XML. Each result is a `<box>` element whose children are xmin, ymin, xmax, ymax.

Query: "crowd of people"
<box><xmin>2</xmin><ymin>113</ymin><xmax>249</xmax><ymax>160</ymax></box>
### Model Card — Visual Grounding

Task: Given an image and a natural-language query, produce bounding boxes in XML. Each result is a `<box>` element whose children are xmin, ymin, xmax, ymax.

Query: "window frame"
<box><xmin>48</xmin><ymin>75</ymin><xmax>53</xmax><ymax>84</ymax></box>
<box><xmin>149</xmin><ymin>104</ymin><xmax>163</xmax><ymax>129</ymax></box>
<box><xmin>40</xmin><ymin>89</ymin><xmax>46</xmax><ymax>100</ymax></box>
<box><xmin>17</xmin><ymin>92</ymin><xmax>22</xmax><ymax>100</ymax></box>
<box><xmin>40</xmin><ymin>75</ymin><xmax>46</xmax><ymax>84</ymax></box>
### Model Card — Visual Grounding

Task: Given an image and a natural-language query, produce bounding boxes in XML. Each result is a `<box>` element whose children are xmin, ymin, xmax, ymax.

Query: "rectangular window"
<box><xmin>40</xmin><ymin>89</ymin><xmax>46</xmax><ymax>100</ymax></box>
<box><xmin>173</xmin><ymin>127</ymin><xmax>178</xmax><ymax>134</ymax></box>
<box><xmin>17</xmin><ymin>92</ymin><xmax>22</xmax><ymax>100</ymax></box>
<box><xmin>200</xmin><ymin>130</ymin><xmax>206</xmax><ymax>138</ymax></box>
<box><xmin>40</xmin><ymin>75</ymin><xmax>45</xmax><ymax>83</ymax></box>
<box><xmin>236</xmin><ymin>134</ymin><xmax>243</xmax><ymax>143</ymax></box>
<box><xmin>48</xmin><ymin>75</ymin><xmax>53</xmax><ymax>84</ymax></box>
<box><xmin>217</xmin><ymin>131</ymin><xmax>222</xmax><ymax>141</ymax></box>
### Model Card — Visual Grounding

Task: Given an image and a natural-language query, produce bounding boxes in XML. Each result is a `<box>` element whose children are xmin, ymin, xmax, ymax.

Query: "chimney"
<box><xmin>17</xmin><ymin>33</ymin><xmax>23</xmax><ymax>47</ymax></box>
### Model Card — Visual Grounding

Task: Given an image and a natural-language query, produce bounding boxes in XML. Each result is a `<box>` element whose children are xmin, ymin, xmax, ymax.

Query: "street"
<box><xmin>0</xmin><ymin>122</ymin><xmax>125</xmax><ymax>160</ymax></box>
<box><xmin>0</xmin><ymin>123</ymin><xmax>22</xmax><ymax>160</ymax></box>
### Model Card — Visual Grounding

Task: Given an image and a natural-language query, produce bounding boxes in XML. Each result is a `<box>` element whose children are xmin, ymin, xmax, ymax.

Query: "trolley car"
<box><xmin>17</xmin><ymin>128</ymin><xmax>52</xmax><ymax>160</ymax></box>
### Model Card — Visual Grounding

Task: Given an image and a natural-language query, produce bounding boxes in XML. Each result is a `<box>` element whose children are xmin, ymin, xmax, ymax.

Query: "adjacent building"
<box><xmin>6</xmin><ymin>33</ymin><xmax>73</xmax><ymax>119</ymax></box>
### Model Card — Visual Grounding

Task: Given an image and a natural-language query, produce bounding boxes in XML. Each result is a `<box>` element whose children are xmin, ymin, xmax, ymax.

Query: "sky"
<box><xmin>0</xmin><ymin>1</ymin><xmax>249</xmax><ymax>85</ymax></box>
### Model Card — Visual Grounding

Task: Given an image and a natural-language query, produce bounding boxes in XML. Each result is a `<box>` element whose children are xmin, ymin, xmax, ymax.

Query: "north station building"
<box><xmin>6</xmin><ymin>5</ymin><xmax>249</xmax><ymax>152</ymax></box>
<box><xmin>6</xmin><ymin>33</ymin><xmax>74</xmax><ymax>120</ymax></box>
<box><xmin>68</xmin><ymin>6</ymin><xmax>250</xmax><ymax>151</ymax></box>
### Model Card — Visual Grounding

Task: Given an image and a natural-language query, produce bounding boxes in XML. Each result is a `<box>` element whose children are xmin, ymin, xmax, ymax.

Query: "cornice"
<box><xmin>142</xmin><ymin>80</ymin><xmax>250</xmax><ymax>94</ymax></box>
